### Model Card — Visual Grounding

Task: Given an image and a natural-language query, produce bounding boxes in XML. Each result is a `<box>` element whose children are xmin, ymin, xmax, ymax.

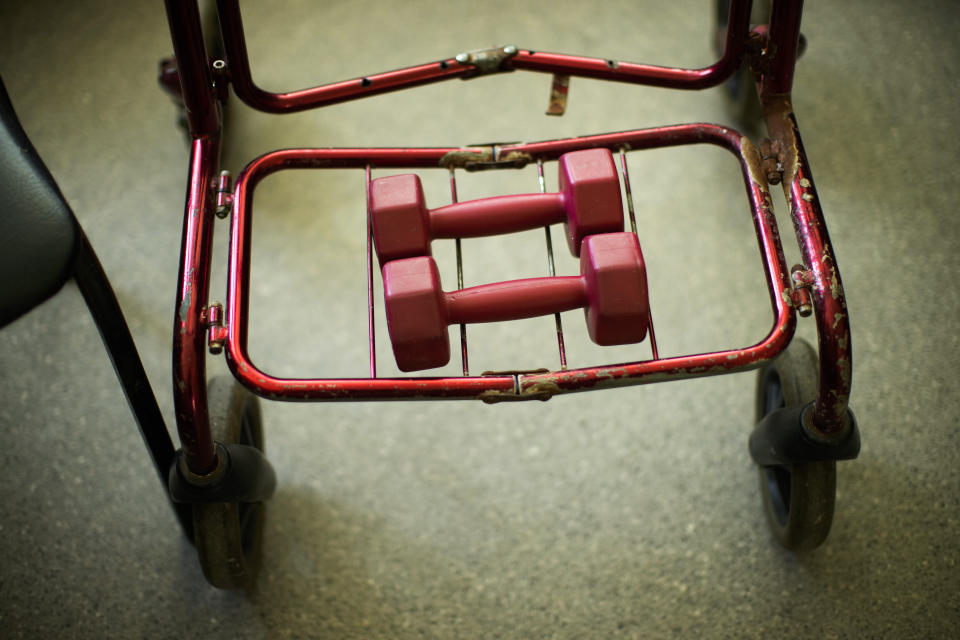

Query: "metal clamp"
<box><xmin>440</xmin><ymin>143</ymin><xmax>533</xmax><ymax>171</ymax></box>
<box><xmin>205</xmin><ymin>303</ymin><xmax>227</xmax><ymax>354</ymax></box>
<box><xmin>214</xmin><ymin>170</ymin><xmax>233</xmax><ymax>218</ymax></box>
<box><xmin>790</xmin><ymin>264</ymin><xmax>814</xmax><ymax>317</ymax></box>
<box><xmin>455</xmin><ymin>45</ymin><xmax>519</xmax><ymax>77</ymax></box>
<box><xmin>758</xmin><ymin>138</ymin><xmax>783</xmax><ymax>185</ymax></box>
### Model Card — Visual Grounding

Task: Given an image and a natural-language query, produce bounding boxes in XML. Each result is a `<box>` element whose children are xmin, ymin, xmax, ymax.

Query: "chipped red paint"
<box><xmin>215</xmin><ymin>0</ymin><xmax>753</xmax><ymax>114</ymax></box>
<box><xmin>223</xmin><ymin>124</ymin><xmax>795</xmax><ymax>401</ymax></box>
<box><xmin>172</xmin><ymin>136</ymin><xmax>220</xmax><ymax>473</ymax></box>
<box><xmin>763</xmin><ymin>97</ymin><xmax>852</xmax><ymax>435</ymax></box>
<box><xmin>753</xmin><ymin>0</ymin><xmax>852</xmax><ymax>436</ymax></box>
<box><xmin>166</xmin><ymin>0</ymin><xmax>221</xmax><ymax>474</ymax></box>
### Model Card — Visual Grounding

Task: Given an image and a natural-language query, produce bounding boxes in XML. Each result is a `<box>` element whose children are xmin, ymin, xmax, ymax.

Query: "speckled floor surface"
<box><xmin>1</xmin><ymin>1</ymin><xmax>958</xmax><ymax>638</ymax></box>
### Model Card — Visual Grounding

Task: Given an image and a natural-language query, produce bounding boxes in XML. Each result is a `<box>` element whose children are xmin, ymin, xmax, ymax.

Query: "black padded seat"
<box><xmin>0</xmin><ymin>75</ymin><xmax>78</xmax><ymax>327</ymax></box>
<box><xmin>0</xmin><ymin>75</ymin><xmax>192</xmax><ymax>535</ymax></box>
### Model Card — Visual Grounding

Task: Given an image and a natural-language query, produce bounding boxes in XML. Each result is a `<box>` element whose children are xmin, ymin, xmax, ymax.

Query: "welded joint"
<box><xmin>204</xmin><ymin>303</ymin><xmax>227</xmax><ymax>354</ymax></box>
<box><xmin>455</xmin><ymin>45</ymin><xmax>519</xmax><ymax>76</ymax></box>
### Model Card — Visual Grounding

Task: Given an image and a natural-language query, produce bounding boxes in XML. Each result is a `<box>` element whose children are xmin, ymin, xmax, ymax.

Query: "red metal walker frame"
<box><xmin>164</xmin><ymin>0</ymin><xmax>853</xmax><ymax>498</ymax></box>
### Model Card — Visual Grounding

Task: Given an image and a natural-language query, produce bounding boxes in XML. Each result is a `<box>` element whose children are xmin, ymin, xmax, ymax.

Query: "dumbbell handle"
<box><xmin>429</xmin><ymin>193</ymin><xmax>564</xmax><ymax>239</ymax></box>
<box><xmin>445</xmin><ymin>276</ymin><xmax>587</xmax><ymax>324</ymax></box>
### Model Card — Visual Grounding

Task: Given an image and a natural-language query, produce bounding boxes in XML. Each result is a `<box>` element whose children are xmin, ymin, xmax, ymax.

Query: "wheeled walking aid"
<box><xmin>0</xmin><ymin>0</ymin><xmax>859</xmax><ymax>592</ymax></box>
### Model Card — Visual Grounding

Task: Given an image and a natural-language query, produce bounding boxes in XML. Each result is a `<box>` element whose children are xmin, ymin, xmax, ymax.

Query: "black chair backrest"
<box><xmin>0</xmin><ymin>75</ymin><xmax>79</xmax><ymax>327</ymax></box>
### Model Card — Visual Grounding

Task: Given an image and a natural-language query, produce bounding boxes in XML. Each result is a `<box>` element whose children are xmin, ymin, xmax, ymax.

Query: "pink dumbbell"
<box><xmin>383</xmin><ymin>232</ymin><xmax>649</xmax><ymax>372</ymax></box>
<box><xmin>370</xmin><ymin>148</ymin><xmax>623</xmax><ymax>266</ymax></box>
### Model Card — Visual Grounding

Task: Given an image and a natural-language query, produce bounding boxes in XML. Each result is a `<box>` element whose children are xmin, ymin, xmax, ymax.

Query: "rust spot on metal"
<box><xmin>523</xmin><ymin>381</ymin><xmax>560</xmax><ymax>400</ymax></box>
<box><xmin>178</xmin><ymin>276</ymin><xmax>194</xmax><ymax>330</ymax></box>
<box><xmin>762</xmin><ymin>96</ymin><xmax>800</xmax><ymax>186</ymax></box>
<box><xmin>479</xmin><ymin>378</ymin><xmax>558</xmax><ymax>404</ymax></box>
<box><xmin>801</xmin><ymin>192</ymin><xmax>813</xmax><ymax>202</ymax></box>
<box><xmin>468</xmin><ymin>150</ymin><xmax>533</xmax><ymax>171</ymax></box>
<box><xmin>829</xmin><ymin>268</ymin><xmax>843</xmax><ymax>300</ymax></box>
<box><xmin>739</xmin><ymin>137</ymin><xmax>770</xmax><ymax>193</ymax></box>
<box><xmin>799</xmin><ymin>178</ymin><xmax>811</xmax><ymax>188</ymax></box>
<box><xmin>440</xmin><ymin>147</ymin><xmax>533</xmax><ymax>171</ymax></box>
<box><xmin>837</xmin><ymin>356</ymin><xmax>851</xmax><ymax>387</ymax></box>
<box><xmin>439</xmin><ymin>148</ymin><xmax>490</xmax><ymax>169</ymax></box>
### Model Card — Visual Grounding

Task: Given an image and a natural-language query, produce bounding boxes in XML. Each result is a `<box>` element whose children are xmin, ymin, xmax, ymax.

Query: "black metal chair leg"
<box><xmin>72</xmin><ymin>232</ymin><xmax>193</xmax><ymax>539</ymax></box>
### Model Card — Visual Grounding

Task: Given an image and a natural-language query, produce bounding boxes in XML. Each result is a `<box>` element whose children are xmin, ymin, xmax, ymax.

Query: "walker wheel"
<box><xmin>754</xmin><ymin>339</ymin><xmax>836</xmax><ymax>550</ymax></box>
<box><xmin>193</xmin><ymin>376</ymin><xmax>266</xmax><ymax>589</ymax></box>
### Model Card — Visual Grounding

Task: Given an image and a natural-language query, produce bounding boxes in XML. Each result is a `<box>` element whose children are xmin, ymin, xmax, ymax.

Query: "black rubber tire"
<box><xmin>193</xmin><ymin>376</ymin><xmax>266</xmax><ymax>589</ymax></box>
<box><xmin>754</xmin><ymin>339</ymin><xmax>836</xmax><ymax>550</ymax></box>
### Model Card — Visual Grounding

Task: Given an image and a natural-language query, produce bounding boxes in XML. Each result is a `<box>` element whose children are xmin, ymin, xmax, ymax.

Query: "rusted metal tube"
<box><xmin>763</xmin><ymin>95</ymin><xmax>852</xmax><ymax>436</ymax></box>
<box><xmin>172</xmin><ymin>135</ymin><xmax>221</xmax><ymax>474</ymax></box>
<box><xmin>164</xmin><ymin>0</ymin><xmax>226</xmax><ymax>474</ymax></box>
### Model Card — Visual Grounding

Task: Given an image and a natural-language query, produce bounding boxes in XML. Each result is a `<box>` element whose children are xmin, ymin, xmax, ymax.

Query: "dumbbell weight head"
<box><xmin>580</xmin><ymin>232</ymin><xmax>649</xmax><ymax>346</ymax></box>
<box><xmin>370</xmin><ymin>173</ymin><xmax>432</xmax><ymax>268</ymax></box>
<box><xmin>383</xmin><ymin>231</ymin><xmax>649</xmax><ymax>372</ymax></box>
<box><xmin>557</xmin><ymin>147</ymin><xmax>624</xmax><ymax>256</ymax></box>
<box><xmin>382</xmin><ymin>256</ymin><xmax>450</xmax><ymax>372</ymax></box>
<box><xmin>370</xmin><ymin>148</ymin><xmax>623</xmax><ymax>266</ymax></box>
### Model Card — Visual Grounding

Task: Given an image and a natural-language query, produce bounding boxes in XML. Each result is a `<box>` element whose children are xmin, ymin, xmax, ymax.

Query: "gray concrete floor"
<box><xmin>1</xmin><ymin>1</ymin><xmax>958</xmax><ymax>638</ymax></box>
